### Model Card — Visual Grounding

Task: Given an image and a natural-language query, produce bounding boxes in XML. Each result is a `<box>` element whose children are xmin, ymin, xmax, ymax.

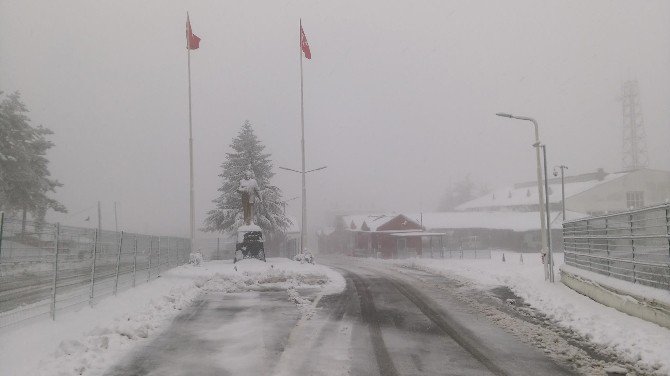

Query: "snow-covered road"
<box><xmin>310</xmin><ymin>257</ymin><xmax>576</xmax><ymax>376</ymax></box>
<box><xmin>98</xmin><ymin>257</ymin><xmax>577</xmax><ymax>375</ymax></box>
<box><xmin>5</xmin><ymin>255</ymin><xmax>659</xmax><ymax>375</ymax></box>
<box><xmin>104</xmin><ymin>290</ymin><xmax>300</xmax><ymax>375</ymax></box>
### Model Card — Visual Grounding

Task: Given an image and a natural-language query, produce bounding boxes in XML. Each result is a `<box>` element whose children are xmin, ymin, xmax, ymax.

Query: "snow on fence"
<box><xmin>0</xmin><ymin>216</ymin><xmax>190</xmax><ymax>330</ymax></box>
<box><xmin>563</xmin><ymin>203</ymin><xmax>670</xmax><ymax>290</ymax></box>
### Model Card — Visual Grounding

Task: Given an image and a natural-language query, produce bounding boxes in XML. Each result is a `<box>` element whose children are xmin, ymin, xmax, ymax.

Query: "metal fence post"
<box><xmin>148</xmin><ymin>236</ymin><xmax>153</xmax><ymax>283</ymax></box>
<box><xmin>157</xmin><ymin>236</ymin><xmax>161</xmax><ymax>277</ymax></box>
<box><xmin>114</xmin><ymin>231</ymin><xmax>123</xmax><ymax>295</ymax></box>
<box><xmin>167</xmin><ymin>237</ymin><xmax>171</xmax><ymax>267</ymax></box>
<box><xmin>0</xmin><ymin>211</ymin><xmax>4</xmax><ymax>259</ymax></box>
<box><xmin>51</xmin><ymin>223</ymin><xmax>60</xmax><ymax>320</ymax></box>
<box><xmin>89</xmin><ymin>229</ymin><xmax>98</xmax><ymax>305</ymax></box>
<box><xmin>132</xmin><ymin>235</ymin><xmax>138</xmax><ymax>287</ymax></box>
<box><xmin>177</xmin><ymin>238</ymin><xmax>181</xmax><ymax>265</ymax></box>
<box><xmin>630</xmin><ymin>214</ymin><xmax>636</xmax><ymax>284</ymax></box>
<box><xmin>586</xmin><ymin>219</ymin><xmax>592</xmax><ymax>271</ymax></box>
<box><xmin>605</xmin><ymin>218</ymin><xmax>610</xmax><ymax>276</ymax></box>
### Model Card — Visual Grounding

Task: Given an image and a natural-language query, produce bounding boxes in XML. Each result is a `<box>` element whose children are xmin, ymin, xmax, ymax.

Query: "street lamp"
<box><xmin>280</xmin><ymin>196</ymin><xmax>300</xmax><ymax>215</ymax></box>
<box><xmin>538</xmin><ymin>143</ymin><xmax>555</xmax><ymax>283</ymax></box>
<box><xmin>278</xmin><ymin>165</ymin><xmax>327</xmax><ymax>252</ymax></box>
<box><xmin>553</xmin><ymin>165</ymin><xmax>568</xmax><ymax>221</ymax></box>
<box><xmin>496</xmin><ymin>112</ymin><xmax>549</xmax><ymax>280</ymax></box>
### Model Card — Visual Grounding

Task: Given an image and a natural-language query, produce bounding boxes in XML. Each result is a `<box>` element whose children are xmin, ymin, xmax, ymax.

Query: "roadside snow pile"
<box><xmin>35</xmin><ymin>283</ymin><xmax>202</xmax><ymax>376</ymax></box>
<box><xmin>203</xmin><ymin>268</ymin><xmax>327</xmax><ymax>293</ymax></box>
<box><xmin>189</xmin><ymin>251</ymin><xmax>204</xmax><ymax>266</ymax></box>
<box><xmin>387</xmin><ymin>251</ymin><xmax>670</xmax><ymax>375</ymax></box>
<box><xmin>293</xmin><ymin>250</ymin><xmax>315</xmax><ymax>264</ymax></box>
<box><xmin>204</xmin><ymin>258</ymin><xmax>342</xmax><ymax>320</ymax></box>
<box><xmin>0</xmin><ymin>258</ymin><xmax>345</xmax><ymax>376</ymax></box>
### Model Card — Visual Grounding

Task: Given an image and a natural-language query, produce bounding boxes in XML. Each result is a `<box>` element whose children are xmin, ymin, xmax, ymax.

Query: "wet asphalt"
<box><xmin>103</xmin><ymin>258</ymin><xmax>577</xmax><ymax>375</ymax></box>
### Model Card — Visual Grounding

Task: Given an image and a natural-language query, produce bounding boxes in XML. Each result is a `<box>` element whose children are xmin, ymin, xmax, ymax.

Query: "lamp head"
<box><xmin>496</xmin><ymin>112</ymin><xmax>513</xmax><ymax>118</ymax></box>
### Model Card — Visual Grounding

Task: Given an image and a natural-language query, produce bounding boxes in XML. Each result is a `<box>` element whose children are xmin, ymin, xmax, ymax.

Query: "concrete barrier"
<box><xmin>560</xmin><ymin>267</ymin><xmax>670</xmax><ymax>329</ymax></box>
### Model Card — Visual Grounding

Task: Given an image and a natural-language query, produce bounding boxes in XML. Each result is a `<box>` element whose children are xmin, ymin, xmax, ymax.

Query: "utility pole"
<box><xmin>496</xmin><ymin>113</ymin><xmax>548</xmax><ymax>277</ymax></box>
<box><xmin>541</xmin><ymin>145</ymin><xmax>555</xmax><ymax>282</ymax></box>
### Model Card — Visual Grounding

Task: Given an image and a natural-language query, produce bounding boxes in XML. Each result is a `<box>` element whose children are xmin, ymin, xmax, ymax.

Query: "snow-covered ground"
<box><xmin>0</xmin><ymin>257</ymin><xmax>345</xmax><ymax>376</ymax></box>
<box><xmin>384</xmin><ymin>251</ymin><xmax>670</xmax><ymax>375</ymax></box>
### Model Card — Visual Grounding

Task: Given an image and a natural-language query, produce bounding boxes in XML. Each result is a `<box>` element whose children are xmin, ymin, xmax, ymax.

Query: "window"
<box><xmin>626</xmin><ymin>191</ymin><xmax>644</xmax><ymax>209</ymax></box>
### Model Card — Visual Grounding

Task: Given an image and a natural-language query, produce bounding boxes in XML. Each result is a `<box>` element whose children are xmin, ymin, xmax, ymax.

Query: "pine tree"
<box><xmin>204</xmin><ymin>121</ymin><xmax>292</xmax><ymax>240</ymax></box>
<box><xmin>0</xmin><ymin>91</ymin><xmax>66</xmax><ymax>225</ymax></box>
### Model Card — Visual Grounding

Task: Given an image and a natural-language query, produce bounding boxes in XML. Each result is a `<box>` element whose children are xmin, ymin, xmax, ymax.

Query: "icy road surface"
<box><xmin>103</xmin><ymin>257</ymin><xmax>575</xmax><ymax>376</ymax></box>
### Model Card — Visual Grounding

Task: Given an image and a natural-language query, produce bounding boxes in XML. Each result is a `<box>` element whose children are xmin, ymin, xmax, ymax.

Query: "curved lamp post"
<box><xmin>496</xmin><ymin>113</ymin><xmax>549</xmax><ymax>281</ymax></box>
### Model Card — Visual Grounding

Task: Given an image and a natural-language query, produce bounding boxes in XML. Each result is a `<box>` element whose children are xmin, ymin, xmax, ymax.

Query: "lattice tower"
<box><xmin>621</xmin><ymin>80</ymin><xmax>649</xmax><ymax>171</ymax></box>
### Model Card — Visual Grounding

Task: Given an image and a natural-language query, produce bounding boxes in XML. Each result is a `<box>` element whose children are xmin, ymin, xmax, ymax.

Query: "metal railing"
<box><xmin>0</xmin><ymin>216</ymin><xmax>190</xmax><ymax>329</ymax></box>
<box><xmin>563</xmin><ymin>203</ymin><xmax>670</xmax><ymax>290</ymax></box>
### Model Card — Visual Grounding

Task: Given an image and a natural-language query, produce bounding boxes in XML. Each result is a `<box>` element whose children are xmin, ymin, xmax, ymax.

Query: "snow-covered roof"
<box><xmin>456</xmin><ymin>172</ymin><xmax>628</xmax><ymax>211</ymax></box>
<box><xmin>341</xmin><ymin>213</ymin><xmax>399</xmax><ymax>231</ymax></box>
<box><xmin>389</xmin><ymin>231</ymin><xmax>445</xmax><ymax>237</ymax></box>
<box><xmin>405</xmin><ymin>210</ymin><xmax>587</xmax><ymax>232</ymax></box>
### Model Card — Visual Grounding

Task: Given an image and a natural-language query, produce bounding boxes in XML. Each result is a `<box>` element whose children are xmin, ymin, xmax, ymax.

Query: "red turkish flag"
<box><xmin>186</xmin><ymin>14</ymin><xmax>201</xmax><ymax>50</ymax></box>
<box><xmin>300</xmin><ymin>24</ymin><xmax>311</xmax><ymax>59</ymax></box>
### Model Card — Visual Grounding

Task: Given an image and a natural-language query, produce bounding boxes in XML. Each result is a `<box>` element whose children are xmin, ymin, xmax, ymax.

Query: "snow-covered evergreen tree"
<box><xmin>0</xmin><ymin>91</ymin><xmax>66</xmax><ymax>224</ymax></box>
<box><xmin>204</xmin><ymin>121</ymin><xmax>292</xmax><ymax>238</ymax></box>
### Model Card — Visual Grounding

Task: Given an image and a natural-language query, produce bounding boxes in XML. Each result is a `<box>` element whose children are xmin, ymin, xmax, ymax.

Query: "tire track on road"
<box><xmin>386</xmin><ymin>276</ymin><xmax>508</xmax><ymax>376</ymax></box>
<box><xmin>348</xmin><ymin>271</ymin><xmax>400</xmax><ymax>376</ymax></box>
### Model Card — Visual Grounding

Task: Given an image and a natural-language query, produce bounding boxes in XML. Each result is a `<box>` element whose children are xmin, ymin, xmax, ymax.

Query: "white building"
<box><xmin>457</xmin><ymin>168</ymin><xmax>670</xmax><ymax>216</ymax></box>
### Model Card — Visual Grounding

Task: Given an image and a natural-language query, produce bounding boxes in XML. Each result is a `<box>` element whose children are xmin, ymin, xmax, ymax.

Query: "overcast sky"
<box><xmin>1</xmin><ymin>0</ymin><xmax>669</xmax><ymax>239</ymax></box>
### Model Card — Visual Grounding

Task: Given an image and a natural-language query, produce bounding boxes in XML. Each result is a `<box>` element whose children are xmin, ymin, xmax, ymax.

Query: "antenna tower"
<box><xmin>621</xmin><ymin>80</ymin><xmax>649</xmax><ymax>170</ymax></box>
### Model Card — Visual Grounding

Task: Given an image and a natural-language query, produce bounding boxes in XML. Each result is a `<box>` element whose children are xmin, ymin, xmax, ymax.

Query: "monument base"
<box><xmin>234</xmin><ymin>224</ymin><xmax>266</xmax><ymax>263</ymax></box>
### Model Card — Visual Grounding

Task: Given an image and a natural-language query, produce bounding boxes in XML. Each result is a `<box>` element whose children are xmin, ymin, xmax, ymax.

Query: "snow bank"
<box><xmin>386</xmin><ymin>251</ymin><xmax>670</xmax><ymax>375</ymax></box>
<box><xmin>0</xmin><ymin>258</ymin><xmax>344</xmax><ymax>376</ymax></box>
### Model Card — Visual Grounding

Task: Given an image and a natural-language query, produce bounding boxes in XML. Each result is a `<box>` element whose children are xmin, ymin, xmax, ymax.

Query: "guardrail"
<box><xmin>562</xmin><ymin>203</ymin><xmax>670</xmax><ymax>290</ymax></box>
<box><xmin>0</xmin><ymin>216</ymin><xmax>190</xmax><ymax>330</ymax></box>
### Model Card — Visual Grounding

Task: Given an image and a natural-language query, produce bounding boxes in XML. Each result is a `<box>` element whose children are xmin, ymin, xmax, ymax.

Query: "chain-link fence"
<box><xmin>563</xmin><ymin>203</ymin><xmax>670</xmax><ymax>290</ymax></box>
<box><xmin>194</xmin><ymin>236</ymin><xmax>300</xmax><ymax>261</ymax></box>
<box><xmin>194</xmin><ymin>237</ymin><xmax>236</xmax><ymax>261</ymax></box>
<box><xmin>0</xmin><ymin>214</ymin><xmax>190</xmax><ymax>330</ymax></box>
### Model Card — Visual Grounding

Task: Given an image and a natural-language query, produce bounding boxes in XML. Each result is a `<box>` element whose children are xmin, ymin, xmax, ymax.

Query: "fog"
<box><xmin>1</xmin><ymin>0</ymin><xmax>669</xmax><ymax>239</ymax></box>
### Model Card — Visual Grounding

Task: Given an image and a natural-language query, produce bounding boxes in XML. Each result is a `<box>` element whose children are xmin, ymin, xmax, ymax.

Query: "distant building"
<box><xmin>432</xmin><ymin>167</ymin><xmax>670</xmax><ymax>252</ymax></box>
<box><xmin>457</xmin><ymin>168</ymin><xmax>670</xmax><ymax>216</ymax></box>
<box><xmin>318</xmin><ymin>168</ymin><xmax>670</xmax><ymax>255</ymax></box>
<box><xmin>318</xmin><ymin>213</ymin><xmax>443</xmax><ymax>259</ymax></box>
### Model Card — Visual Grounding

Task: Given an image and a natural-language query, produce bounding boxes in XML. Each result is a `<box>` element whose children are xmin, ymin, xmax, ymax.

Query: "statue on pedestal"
<box><xmin>234</xmin><ymin>170</ymin><xmax>266</xmax><ymax>263</ymax></box>
<box><xmin>238</xmin><ymin>170</ymin><xmax>261</xmax><ymax>225</ymax></box>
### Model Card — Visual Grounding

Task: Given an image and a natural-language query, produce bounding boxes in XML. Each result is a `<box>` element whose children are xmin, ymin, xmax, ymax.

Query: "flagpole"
<box><xmin>299</xmin><ymin>19</ymin><xmax>307</xmax><ymax>252</ymax></box>
<box><xmin>187</xmin><ymin>12</ymin><xmax>195</xmax><ymax>252</ymax></box>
